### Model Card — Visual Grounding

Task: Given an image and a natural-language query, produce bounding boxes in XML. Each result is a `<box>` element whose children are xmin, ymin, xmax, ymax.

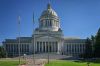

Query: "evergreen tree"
<box><xmin>0</xmin><ymin>46</ymin><xmax>6</xmax><ymax>58</ymax></box>
<box><xmin>94</xmin><ymin>28</ymin><xmax>100</xmax><ymax>57</ymax></box>
<box><xmin>91</xmin><ymin>35</ymin><xmax>95</xmax><ymax>56</ymax></box>
<box><xmin>84</xmin><ymin>38</ymin><xmax>92</xmax><ymax>58</ymax></box>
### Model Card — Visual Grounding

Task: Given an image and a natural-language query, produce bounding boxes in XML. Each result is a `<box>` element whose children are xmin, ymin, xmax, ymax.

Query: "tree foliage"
<box><xmin>84</xmin><ymin>38</ymin><xmax>93</xmax><ymax>58</ymax></box>
<box><xmin>94</xmin><ymin>28</ymin><xmax>100</xmax><ymax>57</ymax></box>
<box><xmin>0</xmin><ymin>46</ymin><xmax>6</xmax><ymax>58</ymax></box>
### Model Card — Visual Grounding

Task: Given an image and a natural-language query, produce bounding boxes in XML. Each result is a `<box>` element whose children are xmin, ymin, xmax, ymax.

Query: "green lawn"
<box><xmin>45</xmin><ymin>60</ymin><xmax>100</xmax><ymax>66</ymax></box>
<box><xmin>0</xmin><ymin>61</ymin><xmax>25</xmax><ymax>66</ymax></box>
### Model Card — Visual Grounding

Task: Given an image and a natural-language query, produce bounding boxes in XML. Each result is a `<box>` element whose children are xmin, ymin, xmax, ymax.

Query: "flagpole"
<box><xmin>32</xmin><ymin>12</ymin><xmax>35</xmax><ymax>65</ymax></box>
<box><xmin>18</xmin><ymin>16</ymin><xmax>21</xmax><ymax>66</ymax></box>
<box><xmin>47</xmin><ymin>0</ymin><xmax>51</xmax><ymax>64</ymax></box>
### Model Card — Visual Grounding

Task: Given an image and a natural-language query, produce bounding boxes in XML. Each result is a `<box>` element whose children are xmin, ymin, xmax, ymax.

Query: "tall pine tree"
<box><xmin>0</xmin><ymin>46</ymin><xmax>6</xmax><ymax>58</ymax></box>
<box><xmin>94</xmin><ymin>28</ymin><xmax>100</xmax><ymax>57</ymax></box>
<box><xmin>91</xmin><ymin>35</ymin><xmax>95</xmax><ymax>57</ymax></box>
<box><xmin>84</xmin><ymin>38</ymin><xmax>92</xmax><ymax>58</ymax></box>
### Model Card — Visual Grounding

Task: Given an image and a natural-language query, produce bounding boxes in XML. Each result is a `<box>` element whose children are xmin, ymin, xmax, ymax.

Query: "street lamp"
<box><xmin>47</xmin><ymin>30</ymin><xmax>50</xmax><ymax>64</ymax></box>
<box><xmin>23</xmin><ymin>54</ymin><xmax>27</xmax><ymax>64</ymax></box>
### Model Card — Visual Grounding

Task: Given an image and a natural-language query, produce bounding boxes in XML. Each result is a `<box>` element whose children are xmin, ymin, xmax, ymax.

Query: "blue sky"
<box><xmin>0</xmin><ymin>0</ymin><xmax>100</xmax><ymax>45</ymax></box>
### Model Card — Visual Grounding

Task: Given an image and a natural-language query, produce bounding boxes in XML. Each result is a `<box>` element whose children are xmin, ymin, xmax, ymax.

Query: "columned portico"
<box><xmin>32</xmin><ymin>3</ymin><xmax>63</xmax><ymax>54</ymax></box>
<box><xmin>35</xmin><ymin>41</ymin><xmax>58</xmax><ymax>53</ymax></box>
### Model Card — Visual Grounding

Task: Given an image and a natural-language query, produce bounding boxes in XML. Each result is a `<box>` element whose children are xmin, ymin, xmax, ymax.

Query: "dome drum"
<box><xmin>39</xmin><ymin>3</ymin><xmax>60</xmax><ymax>31</ymax></box>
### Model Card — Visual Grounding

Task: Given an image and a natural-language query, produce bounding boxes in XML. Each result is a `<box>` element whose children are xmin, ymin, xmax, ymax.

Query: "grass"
<box><xmin>45</xmin><ymin>60</ymin><xmax>100</xmax><ymax>66</ymax></box>
<box><xmin>0</xmin><ymin>60</ymin><xmax>25</xmax><ymax>66</ymax></box>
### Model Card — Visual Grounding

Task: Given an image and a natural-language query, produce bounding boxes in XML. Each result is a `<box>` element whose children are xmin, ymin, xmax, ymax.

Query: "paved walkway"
<box><xmin>21</xmin><ymin>58</ymin><xmax>47</xmax><ymax>66</ymax></box>
<box><xmin>4</xmin><ymin>53</ymin><xmax>74</xmax><ymax>66</ymax></box>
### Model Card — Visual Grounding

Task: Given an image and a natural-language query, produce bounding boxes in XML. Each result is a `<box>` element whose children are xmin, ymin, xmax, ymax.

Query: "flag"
<box><xmin>32</xmin><ymin>12</ymin><xmax>34</xmax><ymax>24</ymax></box>
<box><xmin>18</xmin><ymin>16</ymin><xmax>20</xmax><ymax>24</ymax></box>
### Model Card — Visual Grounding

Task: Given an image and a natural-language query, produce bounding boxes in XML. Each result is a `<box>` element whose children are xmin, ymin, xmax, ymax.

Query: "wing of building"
<box><xmin>3</xmin><ymin>3</ymin><xmax>86</xmax><ymax>57</ymax></box>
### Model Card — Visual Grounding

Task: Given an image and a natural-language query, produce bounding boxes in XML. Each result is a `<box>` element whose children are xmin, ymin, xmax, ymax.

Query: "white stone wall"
<box><xmin>63</xmin><ymin>41</ymin><xmax>86</xmax><ymax>56</ymax></box>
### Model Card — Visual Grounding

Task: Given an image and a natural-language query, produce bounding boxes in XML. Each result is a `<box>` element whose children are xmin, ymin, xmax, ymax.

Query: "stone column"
<box><xmin>39</xmin><ymin>42</ymin><xmax>40</xmax><ymax>53</ymax></box>
<box><xmin>41</xmin><ymin>42</ymin><xmax>43</xmax><ymax>52</ymax></box>
<box><xmin>57</xmin><ymin>41</ymin><xmax>60</xmax><ymax>54</ymax></box>
<box><xmin>9</xmin><ymin>44</ymin><xmax>11</xmax><ymax>52</ymax></box>
<box><xmin>9</xmin><ymin>44</ymin><xmax>10</xmax><ymax>53</ymax></box>
<box><xmin>56</xmin><ymin>42</ymin><xmax>59</xmax><ymax>54</ymax></box>
<box><xmin>78</xmin><ymin>44</ymin><xmax>79</xmax><ymax>54</ymax></box>
<box><xmin>35</xmin><ymin>42</ymin><xmax>37</xmax><ymax>53</ymax></box>
<box><xmin>67</xmin><ymin>43</ymin><xmax>70</xmax><ymax>55</ymax></box>
<box><xmin>12</xmin><ymin>44</ymin><xmax>14</xmax><ymax>57</ymax></box>
<box><xmin>51</xmin><ymin>42</ymin><xmax>53</xmax><ymax>52</ymax></box>
<box><xmin>79</xmin><ymin>44</ymin><xmax>81</xmax><ymax>54</ymax></box>
<box><xmin>45</xmin><ymin>42</ymin><xmax>46</xmax><ymax>52</ymax></box>
<box><xmin>70</xmin><ymin>44</ymin><xmax>71</xmax><ymax>55</ymax></box>
<box><xmin>76</xmin><ymin>44</ymin><xmax>79</xmax><ymax>55</ymax></box>
<box><xmin>73</xmin><ymin>44</ymin><xmax>75</xmax><ymax>55</ymax></box>
<box><xmin>52</xmin><ymin>42</ymin><xmax>54</xmax><ymax>52</ymax></box>
<box><xmin>53</xmin><ymin>42</ymin><xmax>55</xmax><ymax>52</ymax></box>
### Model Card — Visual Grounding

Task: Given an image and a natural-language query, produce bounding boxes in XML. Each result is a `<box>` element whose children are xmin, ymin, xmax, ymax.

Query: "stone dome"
<box><xmin>40</xmin><ymin>3</ymin><xmax>58</xmax><ymax>18</ymax></box>
<box><xmin>39</xmin><ymin>3</ymin><xmax>60</xmax><ymax>31</ymax></box>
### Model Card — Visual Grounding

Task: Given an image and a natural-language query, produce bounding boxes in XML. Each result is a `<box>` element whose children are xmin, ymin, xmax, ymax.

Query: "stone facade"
<box><xmin>3</xmin><ymin>4</ymin><xmax>86</xmax><ymax>57</ymax></box>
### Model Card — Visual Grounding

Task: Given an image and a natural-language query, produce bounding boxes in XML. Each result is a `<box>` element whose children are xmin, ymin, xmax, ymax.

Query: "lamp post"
<box><xmin>47</xmin><ymin>30</ymin><xmax>50</xmax><ymax>64</ymax></box>
<box><xmin>24</xmin><ymin>54</ymin><xmax>27</xmax><ymax>64</ymax></box>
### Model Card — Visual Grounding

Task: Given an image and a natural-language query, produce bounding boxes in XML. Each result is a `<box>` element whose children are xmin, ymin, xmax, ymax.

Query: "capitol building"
<box><xmin>3</xmin><ymin>4</ymin><xmax>86</xmax><ymax>57</ymax></box>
